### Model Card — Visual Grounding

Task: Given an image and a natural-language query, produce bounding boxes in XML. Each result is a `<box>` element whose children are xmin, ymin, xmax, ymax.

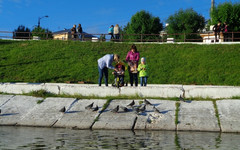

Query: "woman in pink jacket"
<box><xmin>125</xmin><ymin>44</ymin><xmax>140</xmax><ymax>86</ymax></box>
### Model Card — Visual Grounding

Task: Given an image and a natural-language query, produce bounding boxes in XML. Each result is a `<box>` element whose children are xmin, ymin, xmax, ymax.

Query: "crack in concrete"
<box><xmin>132</xmin><ymin>116</ymin><xmax>138</xmax><ymax>130</ymax></box>
<box><xmin>0</xmin><ymin>95</ymin><xmax>15</xmax><ymax>108</ymax></box>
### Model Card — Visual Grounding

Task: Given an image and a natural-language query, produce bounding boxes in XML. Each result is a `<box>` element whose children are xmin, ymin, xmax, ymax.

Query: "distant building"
<box><xmin>52</xmin><ymin>29</ymin><xmax>97</xmax><ymax>40</ymax></box>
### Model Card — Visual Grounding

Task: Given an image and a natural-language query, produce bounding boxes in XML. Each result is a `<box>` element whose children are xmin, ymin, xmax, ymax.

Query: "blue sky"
<box><xmin>0</xmin><ymin>0</ymin><xmax>236</xmax><ymax>33</ymax></box>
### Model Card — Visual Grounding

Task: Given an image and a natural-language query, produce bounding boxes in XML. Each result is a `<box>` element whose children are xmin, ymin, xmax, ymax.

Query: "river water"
<box><xmin>0</xmin><ymin>126</ymin><xmax>240</xmax><ymax>150</ymax></box>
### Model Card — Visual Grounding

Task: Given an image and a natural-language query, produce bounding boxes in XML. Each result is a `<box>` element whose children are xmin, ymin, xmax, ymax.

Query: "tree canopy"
<box><xmin>210</xmin><ymin>2</ymin><xmax>240</xmax><ymax>32</ymax></box>
<box><xmin>32</xmin><ymin>27</ymin><xmax>53</xmax><ymax>39</ymax></box>
<box><xmin>166</xmin><ymin>8</ymin><xmax>205</xmax><ymax>41</ymax></box>
<box><xmin>123</xmin><ymin>10</ymin><xmax>163</xmax><ymax>41</ymax></box>
<box><xmin>166</xmin><ymin>8</ymin><xmax>205</xmax><ymax>34</ymax></box>
<box><xmin>13</xmin><ymin>25</ymin><xmax>31</xmax><ymax>39</ymax></box>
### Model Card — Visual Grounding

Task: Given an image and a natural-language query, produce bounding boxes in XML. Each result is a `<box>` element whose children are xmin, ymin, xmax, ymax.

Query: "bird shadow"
<box><xmin>65</xmin><ymin>111</ymin><xmax>81</xmax><ymax>114</ymax></box>
<box><xmin>0</xmin><ymin>113</ymin><xmax>19</xmax><ymax>116</ymax></box>
<box><xmin>184</xmin><ymin>100</ymin><xmax>192</xmax><ymax>103</ymax></box>
<box><xmin>152</xmin><ymin>103</ymin><xmax>161</xmax><ymax>107</ymax></box>
<box><xmin>160</xmin><ymin>110</ymin><xmax>172</xmax><ymax>114</ymax></box>
<box><xmin>137</xmin><ymin>112</ymin><xmax>147</xmax><ymax>116</ymax></box>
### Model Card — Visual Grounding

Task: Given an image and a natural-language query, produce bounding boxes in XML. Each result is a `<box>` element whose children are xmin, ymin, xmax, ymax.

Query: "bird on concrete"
<box><xmin>144</xmin><ymin>99</ymin><xmax>152</xmax><ymax>106</ymax></box>
<box><xmin>133</xmin><ymin>106</ymin><xmax>140</xmax><ymax>114</ymax></box>
<box><xmin>120</xmin><ymin>106</ymin><xmax>129</xmax><ymax>112</ymax></box>
<box><xmin>139</xmin><ymin>104</ymin><xmax>146</xmax><ymax>113</ymax></box>
<box><xmin>92</xmin><ymin>105</ymin><xmax>99</xmax><ymax>111</ymax></box>
<box><xmin>127</xmin><ymin>100</ymin><xmax>135</xmax><ymax>107</ymax></box>
<box><xmin>59</xmin><ymin>107</ymin><xmax>66</xmax><ymax>113</ymax></box>
<box><xmin>179</xmin><ymin>95</ymin><xmax>185</xmax><ymax>102</ymax></box>
<box><xmin>153</xmin><ymin>106</ymin><xmax>161</xmax><ymax>114</ymax></box>
<box><xmin>111</xmin><ymin>105</ymin><xmax>119</xmax><ymax>113</ymax></box>
<box><xmin>85</xmin><ymin>102</ymin><xmax>94</xmax><ymax>110</ymax></box>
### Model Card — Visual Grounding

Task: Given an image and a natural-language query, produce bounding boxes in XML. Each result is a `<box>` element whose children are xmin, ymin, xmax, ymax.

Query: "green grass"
<box><xmin>1</xmin><ymin>40</ymin><xmax>240</xmax><ymax>85</ymax></box>
<box><xmin>175</xmin><ymin>102</ymin><xmax>180</xmax><ymax>126</ymax></box>
<box><xmin>213</xmin><ymin>100</ymin><xmax>221</xmax><ymax>130</ymax></box>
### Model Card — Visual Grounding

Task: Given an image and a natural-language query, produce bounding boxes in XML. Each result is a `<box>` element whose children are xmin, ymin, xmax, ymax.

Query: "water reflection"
<box><xmin>0</xmin><ymin>126</ymin><xmax>240</xmax><ymax>149</ymax></box>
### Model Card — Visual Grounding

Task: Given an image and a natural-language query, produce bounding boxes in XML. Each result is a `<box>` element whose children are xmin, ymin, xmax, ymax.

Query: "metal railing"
<box><xmin>1</xmin><ymin>30</ymin><xmax>240</xmax><ymax>43</ymax></box>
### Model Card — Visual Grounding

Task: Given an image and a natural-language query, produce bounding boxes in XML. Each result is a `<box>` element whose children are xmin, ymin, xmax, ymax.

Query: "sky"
<box><xmin>0</xmin><ymin>0</ymin><xmax>237</xmax><ymax>34</ymax></box>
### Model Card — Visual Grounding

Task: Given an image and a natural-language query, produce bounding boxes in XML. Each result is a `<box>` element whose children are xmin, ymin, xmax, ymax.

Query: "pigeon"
<box><xmin>85</xmin><ymin>102</ymin><xmax>94</xmax><ymax>110</ymax></box>
<box><xmin>153</xmin><ymin>106</ymin><xmax>161</xmax><ymax>114</ymax></box>
<box><xmin>92</xmin><ymin>105</ymin><xmax>99</xmax><ymax>111</ymax></box>
<box><xmin>133</xmin><ymin>106</ymin><xmax>140</xmax><ymax>114</ymax></box>
<box><xmin>127</xmin><ymin>100</ymin><xmax>135</xmax><ymax>107</ymax></box>
<box><xmin>120</xmin><ymin>106</ymin><xmax>129</xmax><ymax>112</ymax></box>
<box><xmin>59</xmin><ymin>107</ymin><xmax>66</xmax><ymax>113</ymax></box>
<box><xmin>139</xmin><ymin>104</ymin><xmax>146</xmax><ymax>112</ymax></box>
<box><xmin>144</xmin><ymin>99</ymin><xmax>152</xmax><ymax>105</ymax></box>
<box><xmin>111</xmin><ymin>105</ymin><xmax>119</xmax><ymax>113</ymax></box>
<box><xmin>179</xmin><ymin>95</ymin><xmax>185</xmax><ymax>102</ymax></box>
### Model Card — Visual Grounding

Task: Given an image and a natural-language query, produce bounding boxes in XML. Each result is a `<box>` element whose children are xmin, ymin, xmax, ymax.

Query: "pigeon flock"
<box><xmin>108</xmin><ymin>99</ymin><xmax>162</xmax><ymax>115</ymax></box>
<box><xmin>58</xmin><ymin>99</ymin><xmax>162</xmax><ymax>115</ymax></box>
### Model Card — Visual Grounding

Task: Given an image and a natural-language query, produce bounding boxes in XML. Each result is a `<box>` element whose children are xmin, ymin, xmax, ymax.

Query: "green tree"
<box><xmin>123</xmin><ymin>10</ymin><xmax>163</xmax><ymax>41</ymax></box>
<box><xmin>13</xmin><ymin>25</ymin><xmax>31</xmax><ymax>39</ymax></box>
<box><xmin>32</xmin><ymin>27</ymin><xmax>53</xmax><ymax>39</ymax></box>
<box><xmin>210</xmin><ymin>2</ymin><xmax>240</xmax><ymax>32</ymax></box>
<box><xmin>166</xmin><ymin>8</ymin><xmax>205</xmax><ymax>41</ymax></box>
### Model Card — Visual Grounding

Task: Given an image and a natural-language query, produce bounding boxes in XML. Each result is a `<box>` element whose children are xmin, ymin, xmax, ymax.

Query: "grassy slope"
<box><xmin>0</xmin><ymin>40</ymin><xmax>240</xmax><ymax>85</ymax></box>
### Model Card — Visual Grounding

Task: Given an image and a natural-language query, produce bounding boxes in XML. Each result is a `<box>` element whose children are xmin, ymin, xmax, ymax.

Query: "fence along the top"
<box><xmin>0</xmin><ymin>30</ymin><xmax>239</xmax><ymax>42</ymax></box>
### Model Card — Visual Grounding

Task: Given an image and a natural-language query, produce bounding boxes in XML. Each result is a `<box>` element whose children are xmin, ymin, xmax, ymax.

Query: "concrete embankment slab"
<box><xmin>0</xmin><ymin>95</ymin><xmax>43</xmax><ymax>125</ymax></box>
<box><xmin>0</xmin><ymin>83</ymin><xmax>45</xmax><ymax>94</ymax></box>
<box><xmin>92</xmin><ymin>99</ymin><xmax>138</xmax><ymax>130</ymax></box>
<box><xmin>57</xmin><ymin>84</ymin><xmax>120</xmax><ymax>97</ymax></box>
<box><xmin>184</xmin><ymin>85</ymin><xmax>240</xmax><ymax>99</ymax></box>
<box><xmin>120</xmin><ymin>85</ymin><xmax>182</xmax><ymax>98</ymax></box>
<box><xmin>54</xmin><ymin>99</ymin><xmax>106</xmax><ymax>129</ymax></box>
<box><xmin>0</xmin><ymin>95</ymin><xmax>15</xmax><ymax>106</ymax></box>
<box><xmin>177</xmin><ymin>101</ymin><xmax>220</xmax><ymax>132</ymax></box>
<box><xmin>136</xmin><ymin>100</ymin><xmax>176</xmax><ymax>130</ymax></box>
<box><xmin>217</xmin><ymin>100</ymin><xmax>240</xmax><ymax>132</ymax></box>
<box><xmin>17</xmin><ymin>97</ymin><xmax>75</xmax><ymax>127</ymax></box>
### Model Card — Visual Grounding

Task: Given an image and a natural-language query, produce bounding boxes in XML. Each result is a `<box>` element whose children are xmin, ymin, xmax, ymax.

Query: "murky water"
<box><xmin>1</xmin><ymin>127</ymin><xmax>240</xmax><ymax>150</ymax></box>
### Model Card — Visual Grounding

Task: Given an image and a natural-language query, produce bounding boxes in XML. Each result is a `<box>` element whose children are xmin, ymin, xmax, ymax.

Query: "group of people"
<box><xmin>71</xmin><ymin>24</ymin><xmax>83</xmax><ymax>40</ymax></box>
<box><xmin>213</xmin><ymin>21</ymin><xmax>228</xmax><ymax>42</ymax></box>
<box><xmin>97</xmin><ymin>44</ymin><xmax>148</xmax><ymax>87</ymax></box>
<box><xmin>108</xmin><ymin>24</ymin><xmax>120</xmax><ymax>40</ymax></box>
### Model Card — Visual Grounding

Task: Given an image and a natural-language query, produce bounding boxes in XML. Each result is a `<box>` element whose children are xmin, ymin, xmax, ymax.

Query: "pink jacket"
<box><xmin>125</xmin><ymin>51</ymin><xmax>140</xmax><ymax>63</ymax></box>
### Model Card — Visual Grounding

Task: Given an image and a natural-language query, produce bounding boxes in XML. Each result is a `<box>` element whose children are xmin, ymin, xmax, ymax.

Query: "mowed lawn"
<box><xmin>1</xmin><ymin>40</ymin><xmax>240</xmax><ymax>86</ymax></box>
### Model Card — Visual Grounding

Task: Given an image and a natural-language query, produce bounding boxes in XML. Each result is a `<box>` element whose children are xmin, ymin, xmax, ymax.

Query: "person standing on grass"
<box><xmin>77</xmin><ymin>24</ymin><xmax>83</xmax><ymax>41</ymax></box>
<box><xmin>126</xmin><ymin>44</ymin><xmax>140</xmax><ymax>87</ymax></box>
<box><xmin>71</xmin><ymin>24</ymin><xmax>77</xmax><ymax>40</ymax></box>
<box><xmin>108</xmin><ymin>25</ymin><xmax>114</xmax><ymax>40</ymax></box>
<box><xmin>114</xmin><ymin>24</ymin><xmax>120</xmax><ymax>40</ymax></box>
<box><xmin>138</xmin><ymin>57</ymin><xmax>148</xmax><ymax>86</ymax></box>
<box><xmin>98</xmin><ymin>54</ymin><xmax>119</xmax><ymax>86</ymax></box>
<box><xmin>213</xmin><ymin>21</ymin><xmax>222</xmax><ymax>42</ymax></box>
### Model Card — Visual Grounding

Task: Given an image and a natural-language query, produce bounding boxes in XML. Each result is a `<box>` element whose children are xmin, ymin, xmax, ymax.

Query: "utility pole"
<box><xmin>211</xmin><ymin>0</ymin><xmax>215</xmax><ymax>22</ymax></box>
<box><xmin>211</xmin><ymin>0</ymin><xmax>215</xmax><ymax>12</ymax></box>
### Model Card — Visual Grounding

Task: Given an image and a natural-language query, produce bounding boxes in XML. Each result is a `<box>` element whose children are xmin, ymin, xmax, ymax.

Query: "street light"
<box><xmin>38</xmin><ymin>15</ymin><xmax>49</xmax><ymax>28</ymax></box>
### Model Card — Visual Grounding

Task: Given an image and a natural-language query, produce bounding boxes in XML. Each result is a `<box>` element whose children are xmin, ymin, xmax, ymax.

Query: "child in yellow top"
<box><xmin>137</xmin><ymin>57</ymin><xmax>148</xmax><ymax>86</ymax></box>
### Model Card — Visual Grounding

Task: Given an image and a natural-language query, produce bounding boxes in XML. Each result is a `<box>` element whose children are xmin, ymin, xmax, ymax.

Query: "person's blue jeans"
<box><xmin>140</xmin><ymin>77</ymin><xmax>147</xmax><ymax>86</ymax></box>
<box><xmin>98</xmin><ymin>66</ymin><xmax>108</xmax><ymax>86</ymax></box>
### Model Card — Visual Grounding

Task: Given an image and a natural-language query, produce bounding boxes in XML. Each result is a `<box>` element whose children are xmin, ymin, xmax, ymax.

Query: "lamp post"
<box><xmin>38</xmin><ymin>15</ymin><xmax>49</xmax><ymax>28</ymax></box>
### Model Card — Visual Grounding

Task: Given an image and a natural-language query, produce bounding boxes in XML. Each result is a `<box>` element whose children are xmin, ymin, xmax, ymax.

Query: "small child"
<box><xmin>137</xmin><ymin>57</ymin><xmax>148</xmax><ymax>86</ymax></box>
<box><xmin>112</xmin><ymin>63</ymin><xmax>125</xmax><ymax>86</ymax></box>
